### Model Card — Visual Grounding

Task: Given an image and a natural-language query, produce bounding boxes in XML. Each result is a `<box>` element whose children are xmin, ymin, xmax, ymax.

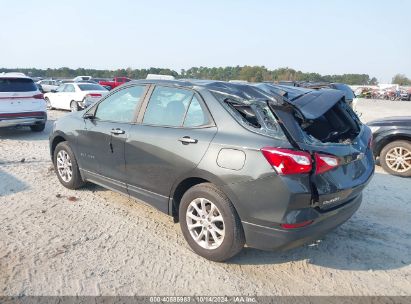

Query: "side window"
<box><xmin>94</xmin><ymin>86</ymin><xmax>146</xmax><ymax>123</ymax></box>
<box><xmin>56</xmin><ymin>85</ymin><xmax>66</xmax><ymax>92</ymax></box>
<box><xmin>64</xmin><ymin>84</ymin><xmax>75</xmax><ymax>92</ymax></box>
<box><xmin>183</xmin><ymin>96</ymin><xmax>209</xmax><ymax>127</ymax></box>
<box><xmin>143</xmin><ymin>86</ymin><xmax>193</xmax><ymax>127</ymax></box>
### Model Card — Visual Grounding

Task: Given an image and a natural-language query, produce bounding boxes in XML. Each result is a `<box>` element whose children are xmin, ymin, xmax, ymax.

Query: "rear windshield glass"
<box><xmin>78</xmin><ymin>84</ymin><xmax>107</xmax><ymax>91</ymax></box>
<box><xmin>0</xmin><ymin>78</ymin><xmax>37</xmax><ymax>92</ymax></box>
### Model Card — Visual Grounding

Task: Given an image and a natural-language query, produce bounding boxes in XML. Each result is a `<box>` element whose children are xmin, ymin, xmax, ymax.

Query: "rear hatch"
<box><xmin>0</xmin><ymin>77</ymin><xmax>44</xmax><ymax>114</ymax></box>
<box><xmin>268</xmin><ymin>88</ymin><xmax>374</xmax><ymax>210</ymax></box>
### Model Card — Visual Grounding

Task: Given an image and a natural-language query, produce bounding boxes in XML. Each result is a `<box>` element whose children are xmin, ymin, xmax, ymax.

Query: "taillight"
<box><xmin>314</xmin><ymin>153</ymin><xmax>339</xmax><ymax>174</ymax></box>
<box><xmin>33</xmin><ymin>94</ymin><xmax>44</xmax><ymax>99</ymax></box>
<box><xmin>281</xmin><ymin>220</ymin><xmax>313</xmax><ymax>229</ymax></box>
<box><xmin>88</xmin><ymin>93</ymin><xmax>102</xmax><ymax>97</ymax></box>
<box><xmin>261</xmin><ymin>147</ymin><xmax>312</xmax><ymax>175</ymax></box>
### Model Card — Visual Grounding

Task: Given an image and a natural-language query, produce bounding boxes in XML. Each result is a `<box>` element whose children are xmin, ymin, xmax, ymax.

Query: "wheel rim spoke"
<box><xmin>56</xmin><ymin>150</ymin><xmax>73</xmax><ymax>182</ymax></box>
<box><xmin>186</xmin><ymin>198</ymin><xmax>225</xmax><ymax>250</ymax></box>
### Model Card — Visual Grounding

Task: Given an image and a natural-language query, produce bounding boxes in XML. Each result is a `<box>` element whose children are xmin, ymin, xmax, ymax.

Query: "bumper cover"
<box><xmin>242</xmin><ymin>194</ymin><xmax>362</xmax><ymax>251</ymax></box>
<box><xmin>0</xmin><ymin>112</ymin><xmax>47</xmax><ymax>127</ymax></box>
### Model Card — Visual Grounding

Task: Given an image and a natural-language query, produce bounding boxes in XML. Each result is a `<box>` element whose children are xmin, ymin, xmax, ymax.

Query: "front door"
<box><xmin>76</xmin><ymin>85</ymin><xmax>148</xmax><ymax>193</ymax></box>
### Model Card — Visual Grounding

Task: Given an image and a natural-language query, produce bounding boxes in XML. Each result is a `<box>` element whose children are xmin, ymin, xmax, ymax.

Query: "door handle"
<box><xmin>111</xmin><ymin>128</ymin><xmax>125</xmax><ymax>135</ymax></box>
<box><xmin>178</xmin><ymin>136</ymin><xmax>198</xmax><ymax>144</ymax></box>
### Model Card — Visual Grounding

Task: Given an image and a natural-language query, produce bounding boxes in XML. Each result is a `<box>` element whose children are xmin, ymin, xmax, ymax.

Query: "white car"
<box><xmin>0</xmin><ymin>73</ymin><xmax>47</xmax><ymax>132</ymax></box>
<box><xmin>37</xmin><ymin>79</ymin><xmax>60</xmax><ymax>92</ymax></box>
<box><xmin>44</xmin><ymin>82</ymin><xmax>108</xmax><ymax>112</ymax></box>
<box><xmin>73</xmin><ymin>76</ymin><xmax>92</xmax><ymax>82</ymax></box>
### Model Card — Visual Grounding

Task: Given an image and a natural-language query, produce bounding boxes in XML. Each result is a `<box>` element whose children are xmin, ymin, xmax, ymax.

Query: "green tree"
<box><xmin>392</xmin><ymin>74</ymin><xmax>411</xmax><ymax>86</ymax></box>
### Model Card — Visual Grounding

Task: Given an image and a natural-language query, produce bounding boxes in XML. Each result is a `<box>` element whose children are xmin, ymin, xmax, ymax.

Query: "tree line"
<box><xmin>0</xmin><ymin>66</ymin><xmax>383</xmax><ymax>85</ymax></box>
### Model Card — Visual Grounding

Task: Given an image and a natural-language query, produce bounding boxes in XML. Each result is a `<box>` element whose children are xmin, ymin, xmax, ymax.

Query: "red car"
<box><xmin>99</xmin><ymin>77</ymin><xmax>131</xmax><ymax>90</ymax></box>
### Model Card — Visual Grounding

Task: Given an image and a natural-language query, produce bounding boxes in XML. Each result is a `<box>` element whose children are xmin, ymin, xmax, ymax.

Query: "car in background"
<box><xmin>73</xmin><ymin>76</ymin><xmax>92</xmax><ymax>82</ymax></box>
<box><xmin>368</xmin><ymin>116</ymin><xmax>411</xmax><ymax>177</ymax></box>
<box><xmin>99</xmin><ymin>77</ymin><xmax>131</xmax><ymax>90</ymax></box>
<box><xmin>37</xmin><ymin>79</ymin><xmax>60</xmax><ymax>93</ymax></box>
<box><xmin>0</xmin><ymin>73</ymin><xmax>47</xmax><ymax>132</ymax></box>
<box><xmin>44</xmin><ymin>82</ymin><xmax>108</xmax><ymax>112</ymax></box>
<box><xmin>49</xmin><ymin>80</ymin><xmax>373</xmax><ymax>261</ymax></box>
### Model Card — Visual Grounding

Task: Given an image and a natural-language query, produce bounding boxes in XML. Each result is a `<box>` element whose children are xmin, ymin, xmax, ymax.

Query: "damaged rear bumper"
<box><xmin>242</xmin><ymin>194</ymin><xmax>362</xmax><ymax>251</ymax></box>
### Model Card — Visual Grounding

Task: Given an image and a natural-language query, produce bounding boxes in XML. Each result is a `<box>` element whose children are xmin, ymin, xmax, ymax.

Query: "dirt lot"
<box><xmin>1</xmin><ymin>99</ymin><xmax>411</xmax><ymax>296</ymax></box>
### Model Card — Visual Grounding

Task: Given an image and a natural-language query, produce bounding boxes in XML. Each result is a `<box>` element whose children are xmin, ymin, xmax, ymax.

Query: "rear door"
<box><xmin>125</xmin><ymin>85</ymin><xmax>217</xmax><ymax>212</ymax></box>
<box><xmin>0</xmin><ymin>77</ymin><xmax>42</xmax><ymax>114</ymax></box>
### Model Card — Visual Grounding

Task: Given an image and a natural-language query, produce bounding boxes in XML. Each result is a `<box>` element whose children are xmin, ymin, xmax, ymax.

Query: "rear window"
<box><xmin>0</xmin><ymin>78</ymin><xmax>37</xmax><ymax>92</ymax></box>
<box><xmin>78</xmin><ymin>84</ymin><xmax>107</xmax><ymax>91</ymax></box>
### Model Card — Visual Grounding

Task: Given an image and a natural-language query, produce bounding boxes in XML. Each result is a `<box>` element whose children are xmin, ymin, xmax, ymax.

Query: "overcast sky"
<box><xmin>1</xmin><ymin>0</ymin><xmax>410</xmax><ymax>83</ymax></box>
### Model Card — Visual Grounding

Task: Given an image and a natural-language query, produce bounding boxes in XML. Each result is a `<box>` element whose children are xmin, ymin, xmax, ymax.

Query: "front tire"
<box><xmin>179</xmin><ymin>183</ymin><xmax>245</xmax><ymax>262</ymax></box>
<box><xmin>53</xmin><ymin>142</ymin><xmax>85</xmax><ymax>189</ymax></box>
<box><xmin>380</xmin><ymin>140</ymin><xmax>411</xmax><ymax>177</ymax></box>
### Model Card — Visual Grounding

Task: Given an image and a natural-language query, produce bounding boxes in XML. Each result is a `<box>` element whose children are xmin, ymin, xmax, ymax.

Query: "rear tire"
<box><xmin>70</xmin><ymin>100</ymin><xmax>79</xmax><ymax>112</ymax></box>
<box><xmin>53</xmin><ymin>142</ymin><xmax>85</xmax><ymax>189</ymax></box>
<box><xmin>179</xmin><ymin>183</ymin><xmax>245</xmax><ymax>262</ymax></box>
<box><xmin>380</xmin><ymin>140</ymin><xmax>411</xmax><ymax>177</ymax></box>
<box><xmin>30</xmin><ymin>123</ymin><xmax>45</xmax><ymax>132</ymax></box>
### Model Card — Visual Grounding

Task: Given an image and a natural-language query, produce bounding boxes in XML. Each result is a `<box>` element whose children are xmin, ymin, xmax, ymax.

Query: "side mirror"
<box><xmin>83</xmin><ymin>113</ymin><xmax>95</xmax><ymax>119</ymax></box>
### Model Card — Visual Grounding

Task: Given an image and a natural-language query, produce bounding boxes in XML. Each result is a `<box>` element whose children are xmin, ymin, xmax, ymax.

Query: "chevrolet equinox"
<box><xmin>49</xmin><ymin>80</ymin><xmax>374</xmax><ymax>261</ymax></box>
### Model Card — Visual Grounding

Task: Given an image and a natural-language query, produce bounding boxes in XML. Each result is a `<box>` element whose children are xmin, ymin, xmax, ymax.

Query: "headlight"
<box><xmin>369</xmin><ymin>126</ymin><xmax>380</xmax><ymax>133</ymax></box>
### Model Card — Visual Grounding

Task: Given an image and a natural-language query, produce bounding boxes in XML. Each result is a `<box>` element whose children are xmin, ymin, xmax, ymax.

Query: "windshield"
<box><xmin>78</xmin><ymin>84</ymin><xmax>107</xmax><ymax>91</ymax></box>
<box><xmin>0</xmin><ymin>78</ymin><xmax>37</xmax><ymax>92</ymax></box>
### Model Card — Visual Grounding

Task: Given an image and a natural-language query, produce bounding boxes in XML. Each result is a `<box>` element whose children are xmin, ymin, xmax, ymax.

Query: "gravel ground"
<box><xmin>0</xmin><ymin>99</ymin><xmax>411</xmax><ymax>296</ymax></box>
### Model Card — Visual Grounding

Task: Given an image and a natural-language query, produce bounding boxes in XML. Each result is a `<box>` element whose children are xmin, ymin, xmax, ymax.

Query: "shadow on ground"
<box><xmin>0</xmin><ymin>119</ymin><xmax>55</xmax><ymax>141</ymax></box>
<box><xmin>0</xmin><ymin>168</ymin><xmax>29</xmax><ymax>197</ymax></box>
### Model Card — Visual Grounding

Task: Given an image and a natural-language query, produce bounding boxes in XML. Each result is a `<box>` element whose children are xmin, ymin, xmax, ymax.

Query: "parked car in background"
<box><xmin>73</xmin><ymin>76</ymin><xmax>92</xmax><ymax>82</ymax></box>
<box><xmin>44</xmin><ymin>82</ymin><xmax>108</xmax><ymax>112</ymax></box>
<box><xmin>37</xmin><ymin>79</ymin><xmax>60</xmax><ymax>92</ymax></box>
<box><xmin>0</xmin><ymin>73</ymin><xmax>46</xmax><ymax>132</ymax></box>
<box><xmin>368</xmin><ymin>116</ymin><xmax>411</xmax><ymax>177</ymax></box>
<box><xmin>49</xmin><ymin>80</ymin><xmax>374</xmax><ymax>261</ymax></box>
<box><xmin>99</xmin><ymin>77</ymin><xmax>131</xmax><ymax>90</ymax></box>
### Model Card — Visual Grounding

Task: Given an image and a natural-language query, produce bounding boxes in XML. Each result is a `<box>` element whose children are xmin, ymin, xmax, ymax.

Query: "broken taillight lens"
<box><xmin>281</xmin><ymin>220</ymin><xmax>313</xmax><ymax>229</ymax></box>
<box><xmin>314</xmin><ymin>153</ymin><xmax>339</xmax><ymax>174</ymax></box>
<box><xmin>261</xmin><ymin>147</ymin><xmax>312</xmax><ymax>175</ymax></box>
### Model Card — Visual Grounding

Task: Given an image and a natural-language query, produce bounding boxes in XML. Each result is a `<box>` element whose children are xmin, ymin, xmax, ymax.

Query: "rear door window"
<box><xmin>143</xmin><ymin>86</ymin><xmax>193</xmax><ymax>127</ymax></box>
<box><xmin>183</xmin><ymin>96</ymin><xmax>209</xmax><ymax>127</ymax></box>
<box><xmin>0</xmin><ymin>78</ymin><xmax>37</xmax><ymax>92</ymax></box>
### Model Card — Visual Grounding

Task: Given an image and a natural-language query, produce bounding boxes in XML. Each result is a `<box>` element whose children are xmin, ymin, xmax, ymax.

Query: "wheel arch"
<box><xmin>375</xmin><ymin>132</ymin><xmax>411</xmax><ymax>156</ymax></box>
<box><xmin>50</xmin><ymin>133</ymin><xmax>67</xmax><ymax>163</ymax></box>
<box><xmin>169</xmin><ymin>170</ymin><xmax>234</xmax><ymax>222</ymax></box>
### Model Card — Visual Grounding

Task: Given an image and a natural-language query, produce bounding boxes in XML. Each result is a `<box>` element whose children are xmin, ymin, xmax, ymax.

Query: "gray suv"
<box><xmin>49</xmin><ymin>80</ymin><xmax>374</xmax><ymax>261</ymax></box>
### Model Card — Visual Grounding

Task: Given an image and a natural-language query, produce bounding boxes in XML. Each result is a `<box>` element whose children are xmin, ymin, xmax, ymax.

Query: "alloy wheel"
<box><xmin>385</xmin><ymin>146</ymin><xmax>411</xmax><ymax>173</ymax></box>
<box><xmin>186</xmin><ymin>198</ymin><xmax>225</xmax><ymax>250</ymax></box>
<box><xmin>56</xmin><ymin>150</ymin><xmax>73</xmax><ymax>182</ymax></box>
